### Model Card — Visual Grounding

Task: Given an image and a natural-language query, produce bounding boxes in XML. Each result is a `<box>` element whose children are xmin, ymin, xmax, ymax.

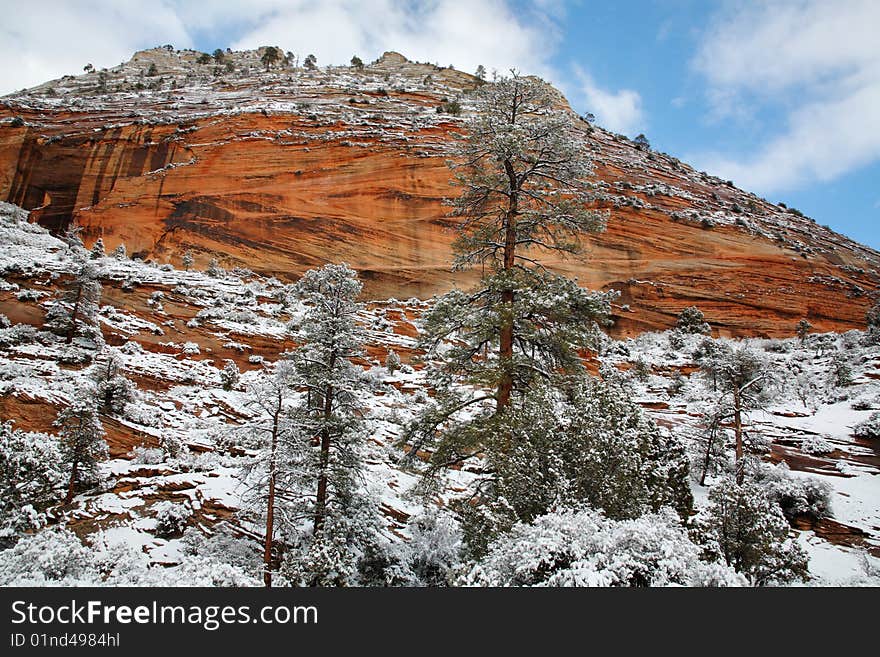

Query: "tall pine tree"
<box><xmin>405</xmin><ymin>72</ymin><xmax>614</xmax><ymax>466</ymax></box>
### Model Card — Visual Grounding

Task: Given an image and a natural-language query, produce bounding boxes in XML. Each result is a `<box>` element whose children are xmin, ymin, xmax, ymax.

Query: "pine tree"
<box><xmin>0</xmin><ymin>421</ymin><xmax>64</xmax><ymax>537</ymax></box>
<box><xmin>90</xmin><ymin>238</ymin><xmax>105</xmax><ymax>259</ymax></box>
<box><xmin>113</xmin><ymin>243</ymin><xmax>127</xmax><ymax>260</ymax></box>
<box><xmin>89</xmin><ymin>351</ymin><xmax>136</xmax><ymax>414</ymax></box>
<box><xmin>206</xmin><ymin>257</ymin><xmax>224</xmax><ymax>278</ymax></box>
<box><xmin>350</xmin><ymin>55</ymin><xmax>364</xmax><ymax>70</ymax></box>
<box><xmin>220</xmin><ymin>360</ymin><xmax>240</xmax><ymax>391</ymax></box>
<box><xmin>677</xmin><ymin>306</ymin><xmax>711</xmax><ymax>334</ymax></box>
<box><xmin>699</xmin><ymin>345</ymin><xmax>773</xmax><ymax>484</ymax></box>
<box><xmin>56</xmin><ymin>389</ymin><xmax>107</xmax><ymax>504</ymax></box>
<box><xmin>475</xmin><ymin>64</ymin><xmax>486</xmax><ymax>80</ymax></box>
<box><xmin>237</xmin><ymin>362</ymin><xmax>299</xmax><ymax>587</ymax></box>
<box><xmin>384</xmin><ymin>349</ymin><xmax>401</xmax><ymax>374</ymax></box>
<box><xmin>405</xmin><ymin>72</ymin><xmax>613</xmax><ymax>473</ymax></box>
<box><xmin>285</xmin><ymin>264</ymin><xmax>369</xmax><ymax>538</ymax></box>
<box><xmin>45</xmin><ymin>258</ymin><xmax>102</xmax><ymax>344</ymax></box>
<box><xmin>260</xmin><ymin>46</ymin><xmax>281</xmax><ymax>71</ymax></box>
<box><xmin>304</xmin><ymin>54</ymin><xmax>317</xmax><ymax>71</ymax></box>
<box><xmin>795</xmin><ymin>318</ymin><xmax>812</xmax><ymax>344</ymax></box>
<box><xmin>867</xmin><ymin>302</ymin><xmax>880</xmax><ymax>344</ymax></box>
<box><xmin>182</xmin><ymin>250</ymin><xmax>194</xmax><ymax>271</ymax></box>
<box><xmin>452</xmin><ymin>375</ymin><xmax>692</xmax><ymax>556</ymax></box>
<box><xmin>691</xmin><ymin>477</ymin><xmax>808</xmax><ymax>585</ymax></box>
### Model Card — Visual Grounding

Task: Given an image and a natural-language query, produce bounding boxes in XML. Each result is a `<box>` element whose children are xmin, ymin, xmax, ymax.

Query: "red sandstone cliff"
<box><xmin>1</xmin><ymin>48</ymin><xmax>877</xmax><ymax>337</ymax></box>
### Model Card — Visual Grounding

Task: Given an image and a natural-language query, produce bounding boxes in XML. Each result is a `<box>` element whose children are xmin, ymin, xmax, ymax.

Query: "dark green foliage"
<box><xmin>691</xmin><ymin>478</ymin><xmax>808</xmax><ymax>585</ymax></box>
<box><xmin>197</xmin><ymin>53</ymin><xmax>212</xmax><ymax>65</ymax></box>
<box><xmin>350</xmin><ymin>55</ymin><xmax>364</xmax><ymax>70</ymax></box>
<box><xmin>633</xmin><ymin>133</ymin><xmax>650</xmax><ymax>150</ymax></box>
<box><xmin>444</xmin><ymin>376</ymin><xmax>692</xmax><ymax>557</ymax></box>
<box><xmin>795</xmin><ymin>318</ymin><xmax>812</xmax><ymax>343</ymax></box>
<box><xmin>676</xmin><ymin>306</ymin><xmax>711</xmax><ymax>335</ymax></box>
<box><xmin>260</xmin><ymin>47</ymin><xmax>281</xmax><ymax>71</ymax></box>
<box><xmin>304</xmin><ymin>54</ymin><xmax>317</xmax><ymax>70</ymax></box>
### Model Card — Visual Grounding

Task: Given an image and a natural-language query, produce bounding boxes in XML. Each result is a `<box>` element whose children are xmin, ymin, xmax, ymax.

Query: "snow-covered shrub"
<box><xmin>0</xmin><ymin>421</ymin><xmax>64</xmax><ymax>537</ymax></box>
<box><xmin>385</xmin><ymin>348</ymin><xmax>401</xmax><ymax>374</ymax></box>
<box><xmin>851</xmin><ymin>397</ymin><xmax>877</xmax><ymax>411</ymax></box>
<box><xmin>90</xmin><ymin>353</ymin><xmax>136</xmax><ymax>414</ymax></box>
<box><xmin>220</xmin><ymin>360</ymin><xmax>240</xmax><ymax>390</ymax></box>
<box><xmin>182</xmin><ymin>341</ymin><xmax>200</xmax><ymax>356</ymax></box>
<box><xmin>0</xmin><ymin>313</ymin><xmax>9</xmax><ymax>328</ymax></box>
<box><xmin>801</xmin><ymin>434</ymin><xmax>835</xmax><ymax>455</ymax></box>
<box><xmin>248</xmin><ymin>354</ymin><xmax>264</xmax><ymax>364</ymax></box>
<box><xmin>690</xmin><ymin>477</ymin><xmax>808</xmax><ymax>585</ymax></box>
<box><xmin>854</xmin><ymin>412</ymin><xmax>880</xmax><ymax>440</ymax></box>
<box><xmin>462</xmin><ymin>506</ymin><xmax>743</xmax><ymax>587</ymax></box>
<box><xmin>0</xmin><ymin>323</ymin><xmax>39</xmax><ymax>348</ymax></box>
<box><xmin>16</xmin><ymin>288</ymin><xmax>45</xmax><ymax>301</ymax></box>
<box><xmin>131</xmin><ymin>446</ymin><xmax>165</xmax><ymax>465</ymax></box>
<box><xmin>676</xmin><ymin>306</ymin><xmax>711</xmax><ymax>335</ymax></box>
<box><xmin>153</xmin><ymin>501</ymin><xmax>193</xmax><ymax>537</ymax></box>
<box><xmin>0</xmin><ymin>528</ymin><xmax>95</xmax><ymax>585</ymax></box>
<box><xmin>120</xmin><ymin>340</ymin><xmax>143</xmax><ymax>355</ymax></box>
<box><xmin>401</xmin><ymin>510</ymin><xmax>462</xmax><ymax>586</ymax></box>
<box><xmin>752</xmin><ymin>462</ymin><xmax>831</xmax><ymax>522</ymax></box>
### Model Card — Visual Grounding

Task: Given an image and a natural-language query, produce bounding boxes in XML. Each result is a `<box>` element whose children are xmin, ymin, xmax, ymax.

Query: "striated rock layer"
<box><xmin>1</xmin><ymin>48</ymin><xmax>878</xmax><ymax>337</ymax></box>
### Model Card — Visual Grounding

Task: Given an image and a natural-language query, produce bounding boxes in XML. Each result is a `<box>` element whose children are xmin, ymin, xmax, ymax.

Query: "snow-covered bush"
<box><xmin>0</xmin><ymin>421</ymin><xmax>64</xmax><ymax>537</ymax></box>
<box><xmin>462</xmin><ymin>506</ymin><xmax>743</xmax><ymax>587</ymax></box>
<box><xmin>854</xmin><ymin>412</ymin><xmax>880</xmax><ymax>440</ymax></box>
<box><xmin>131</xmin><ymin>446</ymin><xmax>165</xmax><ymax>465</ymax></box>
<box><xmin>676</xmin><ymin>306</ymin><xmax>711</xmax><ymax>335</ymax></box>
<box><xmin>0</xmin><ymin>313</ymin><xmax>9</xmax><ymax>328</ymax></box>
<box><xmin>182</xmin><ymin>341</ymin><xmax>200</xmax><ymax>356</ymax></box>
<box><xmin>690</xmin><ymin>477</ymin><xmax>808</xmax><ymax>585</ymax></box>
<box><xmin>752</xmin><ymin>462</ymin><xmax>831</xmax><ymax>522</ymax></box>
<box><xmin>0</xmin><ymin>323</ymin><xmax>39</xmax><ymax>348</ymax></box>
<box><xmin>0</xmin><ymin>528</ymin><xmax>95</xmax><ymax>585</ymax></box>
<box><xmin>220</xmin><ymin>360</ymin><xmax>240</xmax><ymax>390</ymax></box>
<box><xmin>153</xmin><ymin>501</ymin><xmax>192</xmax><ymax>538</ymax></box>
<box><xmin>801</xmin><ymin>434</ymin><xmax>834</xmax><ymax>455</ymax></box>
<box><xmin>400</xmin><ymin>510</ymin><xmax>462</xmax><ymax>586</ymax></box>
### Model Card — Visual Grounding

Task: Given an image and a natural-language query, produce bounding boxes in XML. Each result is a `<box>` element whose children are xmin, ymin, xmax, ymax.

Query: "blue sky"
<box><xmin>1</xmin><ymin>0</ymin><xmax>878</xmax><ymax>249</ymax></box>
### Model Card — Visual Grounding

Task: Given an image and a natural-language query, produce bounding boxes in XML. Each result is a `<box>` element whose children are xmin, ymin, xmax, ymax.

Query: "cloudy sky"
<box><xmin>1</xmin><ymin>0</ymin><xmax>878</xmax><ymax>248</ymax></box>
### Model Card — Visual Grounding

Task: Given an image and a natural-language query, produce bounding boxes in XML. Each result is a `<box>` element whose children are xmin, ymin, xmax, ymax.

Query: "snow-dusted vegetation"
<box><xmin>1</xmin><ymin>62</ymin><xmax>879</xmax><ymax>588</ymax></box>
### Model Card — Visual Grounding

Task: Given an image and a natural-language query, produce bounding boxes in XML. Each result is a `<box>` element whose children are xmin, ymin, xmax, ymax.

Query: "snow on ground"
<box><xmin>1</xmin><ymin>204</ymin><xmax>879</xmax><ymax>584</ymax></box>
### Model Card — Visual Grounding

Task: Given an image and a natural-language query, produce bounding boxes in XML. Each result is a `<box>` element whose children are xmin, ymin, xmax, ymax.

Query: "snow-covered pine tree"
<box><xmin>89</xmin><ymin>351</ymin><xmax>136</xmax><ymax>414</ymax></box>
<box><xmin>384</xmin><ymin>349</ymin><xmax>401</xmax><ymax>374</ymax></box>
<box><xmin>431</xmin><ymin>72</ymin><xmax>610</xmax><ymax>413</ymax></box>
<box><xmin>206</xmin><ymin>257</ymin><xmax>224</xmax><ymax>278</ymax></box>
<box><xmin>406</xmin><ymin>73</ymin><xmax>615</xmax><ymax>476</ymax></box>
<box><xmin>285</xmin><ymin>264</ymin><xmax>369</xmax><ymax>535</ymax></box>
<box><xmin>280</xmin><ymin>263</ymin><xmax>384</xmax><ymax>585</ymax></box>
<box><xmin>55</xmin><ymin>388</ymin><xmax>107</xmax><ymax>504</ymax></box>
<box><xmin>676</xmin><ymin>306</ymin><xmax>711</xmax><ymax>335</ymax></box>
<box><xmin>113</xmin><ymin>243</ymin><xmax>127</xmax><ymax>260</ymax></box>
<box><xmin>237</xmin><ymin>361</ymin><xmax>299</xmax><ymax>587</ymax></box>
<box><xmin>90</xmin><ymin>238</ymin><xmax>105</xmax><ymax>259</ymax></box>
<box><xmin>690</xmin><ymin>477</ymin><xmax>808</xmax><ymax>585</ymax></box>
<box><xmin>220</xmin><ymin>360</ymin><xmax>241</xmax><ymax>391</ymax></box>
<box><xmin>699</xmin><ymin>344</ymin><xmax>773</xmax><ymax>483</ymax></box>
<box><xmin>44</xmin><ymin>258</ymin><xmax>102</xmax><ymax>344</ymax></box>
<box><xmin>795</xmin><ymin>318</ymin><xmax>812</xmax><ymax>344</ymax></box>
<box><xmin>182</xmin><ymin>250</ymin><xmax>194</xmax><ymax>271</ymax></box>
<box><xmin>0</xmin><ymin>421</ymin><xmax>64</xmax><ymax>540</ymax></box>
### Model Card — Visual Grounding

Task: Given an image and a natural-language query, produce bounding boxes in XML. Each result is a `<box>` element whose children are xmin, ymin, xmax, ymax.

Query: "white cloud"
<box><xmin>0</xmin><ymin>0</ymin><xmax>565</xmax><ymax>95</ymax></box>
<box><xmin>691</xmin><ymin>0</ymin><xmax>880</xmax><ymax>193</ymax></box>
<box><xmin>228</xmin><ymin>0</ymin><xmax>558</xmax><ymax>81</ymax></box>
<box><xmin>0</xmin><ymin>0</ymin><xmax>191</xmax><ymax>95</ymax></box>
<box><xmin>572</xmin><ymin>66</ymin><xmax>644</xmax><ymax>136</ymax></box>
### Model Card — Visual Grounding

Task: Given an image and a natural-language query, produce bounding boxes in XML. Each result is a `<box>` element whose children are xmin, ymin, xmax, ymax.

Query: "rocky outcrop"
<box><xmin>1</xmin><ymin>48</ymin><xmax>877</xmax><ymax>337</ymax></box>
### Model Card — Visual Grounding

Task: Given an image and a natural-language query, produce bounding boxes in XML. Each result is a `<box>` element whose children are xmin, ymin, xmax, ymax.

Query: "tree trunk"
<box><xmin>263</xmin><ymin>403</ymin><xmax>280</xmax><ymax>588</ymax></box>
<box><xmin>65</xmin><ymin>284</ymin><xmax>83</xmax><ymax>344</ymax></box>
<box><xmin>700</xmin><ymin>422</ymin><xmax>716</xmax><ymax>487</ymax></box>
<box><xmin>314</xmin><ymin>350</ymin><xmax>337</xmax><ymax>535</ymax></box>
<box><xmin>64</xmin><ymin>458</ymin><xmax>79</xmax><ymax>504</ymax></box>
<box><xmin>733</xmin><ymin>387</ymin><xmax>744</xmax><ymax>485</ymax></box>
<box><xmin>313</xmin><ymin>382</ymin><xmax>333</xmax><ymax>534</ymax></box>
<box><xmin>497</xmin><ymin>159</ymin><xmax>519</xmax><ymax>414</ymax></box>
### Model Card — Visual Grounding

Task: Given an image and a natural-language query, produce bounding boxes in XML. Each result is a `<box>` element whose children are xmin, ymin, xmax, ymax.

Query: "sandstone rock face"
<box><xmin>1</xmin><ymin>48</ymin><xmax>877</xmax><ymax>337</ymax></box>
